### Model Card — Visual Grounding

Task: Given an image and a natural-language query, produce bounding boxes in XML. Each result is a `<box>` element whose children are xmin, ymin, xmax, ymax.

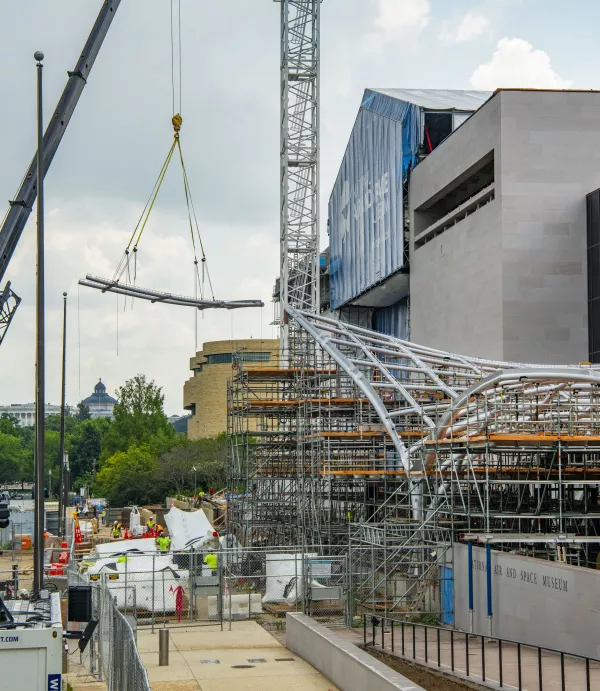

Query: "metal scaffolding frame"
<box><xmin>228</xmin><ymin>308</ymin><xmax>600</xmax><ymax>616</ymax></box>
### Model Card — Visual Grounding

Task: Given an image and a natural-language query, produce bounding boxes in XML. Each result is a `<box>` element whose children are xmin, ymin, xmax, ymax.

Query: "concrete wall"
<box><xmin>183</xmin><ymin>338</ymin><xmax>279</xmax><ymax>439</ymax></box>
<box><xmin>454</xmin><ymin>542</ymin><xmax>600</xmax><ymax>659</ymax></box>
<box><xmin>410</xmin><ymin>89</ymin><xmax>600</xmax><ymax>364</ymax></box>
<box><xmin>499</xmin><ymin>90</ymin><xmax>598</xmax><ymax>364</ymax></box>
<box><xmin>409</xmin><ymin>95</ymin><xmax>503</xmax><ymax>358</ymax></box>
<box><xmin>286</xmin><ymin>613</ymin><xmax>424</xmax><ymax>691</ymax></box>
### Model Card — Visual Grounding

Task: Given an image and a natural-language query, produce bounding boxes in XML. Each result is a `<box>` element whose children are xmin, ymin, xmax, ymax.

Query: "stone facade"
<box><xmin>410</xmin><ymin>89</ymin><xmax>599</xmax><ymax>364</ymax></box>
<box><xmin>183</xmin><ymin>338</ymin><xmax>280</xmax><ymax>439</ymax></box>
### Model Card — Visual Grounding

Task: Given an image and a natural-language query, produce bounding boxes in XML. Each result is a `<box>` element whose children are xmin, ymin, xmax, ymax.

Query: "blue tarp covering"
<box><xmin>329</xmin><ymin>106</ymin><xmax>404</xmax><ymax>310</ymax></box>
<box><xmin>373</xmin><ymin>299</ymin><xmax>409</xmax><ymax>339</ymax></box>
<box><xmin>329</xmin><ymin>88</ymin><xmax>489</xmax><ymax>310</ymax></box>
<box><xmin>360</xmin><ymin>89</ymin><xmax>421</xmax><ymax>181</ymax></box>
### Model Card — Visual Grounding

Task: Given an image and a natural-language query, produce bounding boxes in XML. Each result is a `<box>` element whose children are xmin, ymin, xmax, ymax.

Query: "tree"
<box><xmin>0</xmin><ymin>413</ymin><xmax>20</xmax><ymax>437</ymax></box>
<box><xmin>45</xmin><ymin>413</ymin><xmax>80</xmax><ymax>435</ymax></box>
<box><xmin>100</xmin><ymin>374</ymin><xmax>175</xmax><ymax>459</ymax></box>
<box><xmin>158</xmin><ymin>434</ymin><xmax>228</xmax><ymax>494</ymax></box>
<box><xmin>95</xmin><ymin>444</ymin><xmax>161</xmax><ymax>505</ymax></box>
<box><xmin>0</xmin><ymin>432</ymin><xmax>22</xmax><ymax>483</ymax></box>
<box><xmin>76</xmin><ymin>403</ymin><xmax>91</xmax><ymax>421</ymax></box>
<box><xmin>68</xmin><ymin>418</ymin><xmax>110</xmax><ymax>485</ymax></box>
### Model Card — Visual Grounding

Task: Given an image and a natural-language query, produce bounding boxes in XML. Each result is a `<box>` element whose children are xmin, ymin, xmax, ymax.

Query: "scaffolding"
<box><xmin>227</xmin><ymin>308</ymin><xmax>600</xmax><ymax>616</ymax></box>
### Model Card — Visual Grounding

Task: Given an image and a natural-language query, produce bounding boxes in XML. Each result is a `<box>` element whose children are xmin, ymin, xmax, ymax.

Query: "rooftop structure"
<box><xmin>0</xmin><ymin>402</ymin><xmax>64</xmax><ymax>426</ymax></box>
<box><xmin>80</xmin><ymin>378</ymin><xmax>118</xmax><ymax>420</ymax></box>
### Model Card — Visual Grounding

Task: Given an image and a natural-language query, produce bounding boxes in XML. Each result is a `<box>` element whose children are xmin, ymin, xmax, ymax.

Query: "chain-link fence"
<box><xmin>223</xmin><ymin>547</ymin><xmax>349</xmax><ymax>631</ymax></box>
<box><xmin>69</xmin><ymin>568</ymin><xmax>150</xmax><ymax>691</ymax></box>
<box><xmin>68</xmin><ymin>541</ymin><xmax>452</xmax><ymax>644</ymax></box>
<box><xmin>95</xmin><ymin>578</ymin><xmax>151</xmax><ymax>691</ymax></box>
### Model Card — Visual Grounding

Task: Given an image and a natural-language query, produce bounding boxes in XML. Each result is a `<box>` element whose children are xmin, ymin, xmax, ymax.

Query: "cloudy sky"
<box><xmin>0</xmin><ymin>0</ymin><xmax>597</xmax><ymax>414</ymax></box>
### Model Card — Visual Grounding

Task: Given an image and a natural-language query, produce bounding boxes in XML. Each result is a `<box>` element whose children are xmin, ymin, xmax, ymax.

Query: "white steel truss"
<box><xmin>278</xmin><ymin>0</ymin><xmax>320</xmax><ymax>352</ymax></box>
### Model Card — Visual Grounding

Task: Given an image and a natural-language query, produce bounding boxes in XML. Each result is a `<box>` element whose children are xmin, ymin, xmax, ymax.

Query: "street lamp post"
<box><xmin>192</xmin><ymin>466</ymin><xmax>197</xmax><ymax>496</ymax></box>
<box><xmin>58</xmin><ymin>292</ymin><xmax>67</xmax><ymax>536</ymax></box>
<box><xmin>33</xmin><ymin>50</ymin><xmax>46</xmax><ymax>594</ymax></box>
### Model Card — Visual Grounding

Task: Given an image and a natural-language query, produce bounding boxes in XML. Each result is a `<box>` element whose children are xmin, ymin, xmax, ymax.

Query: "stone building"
<box><xmin>184</xmin><ymin>339</ymin><xmax>279</xmax><ymax>438</ymax></box>
<box><xmin>80</xmin><ymin>379</ymin><xmax>118</xmax><ymax>420</ymax></box>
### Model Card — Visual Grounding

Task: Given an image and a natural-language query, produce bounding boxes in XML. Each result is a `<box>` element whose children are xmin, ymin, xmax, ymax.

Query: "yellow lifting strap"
<box><xmin>125</xmin><ymin>114</ymin><xmax>184</xmax><ymax>252</ymax></box>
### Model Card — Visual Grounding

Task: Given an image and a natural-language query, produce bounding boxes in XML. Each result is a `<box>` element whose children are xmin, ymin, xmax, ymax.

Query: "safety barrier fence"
<box><xmin>366</xmin><ymin>614</ymin><xmax>600</xmax><ymax>691</ymax></box>
<box><xmin>69</xmin><ymin>569</ymin><xmax>150</xmax><ymax>691</ymax></box>
<box><xmin>67</xmin><ymin>544</ymin><xmax>453</xmax><ymax>631</ymax></box>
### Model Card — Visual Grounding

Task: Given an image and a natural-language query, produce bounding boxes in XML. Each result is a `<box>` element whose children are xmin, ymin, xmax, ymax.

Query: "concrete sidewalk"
<box><xmin>339</xmin><ymin>625</ymin><xmax>600</xmax><ymax>691</ymax></box>
<box><xmin>137</xmin><ymin>621</ymin><xmax>339</xmax><ymax>690</ymax></box>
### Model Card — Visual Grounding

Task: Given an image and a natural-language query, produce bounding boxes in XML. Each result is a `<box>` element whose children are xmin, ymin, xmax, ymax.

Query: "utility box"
<box><xmin>0</xmin><ymin>593</ymin><xmax>63</xmax><ymax>690</ymax></box>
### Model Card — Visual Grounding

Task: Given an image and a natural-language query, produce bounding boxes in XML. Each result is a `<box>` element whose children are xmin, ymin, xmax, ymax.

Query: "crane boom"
<box><xmin>0</xmin><ymin>0</ymin><xmax>122</xmax><ymax>344</ymax></box>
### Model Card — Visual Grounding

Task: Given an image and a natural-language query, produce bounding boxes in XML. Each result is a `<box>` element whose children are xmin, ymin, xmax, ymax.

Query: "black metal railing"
<box><xmin>363</xmin><ymin>614</ymin><xmax>599</xmax><ymax>691</ymax></box>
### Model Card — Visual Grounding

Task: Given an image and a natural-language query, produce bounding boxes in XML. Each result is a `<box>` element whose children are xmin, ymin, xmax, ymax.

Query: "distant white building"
<box><xmin>0</xmin><ymin>403</ymin><xmax>64</xmax><ymax>426</ymax></box>
<box><xmin>80</xmin><ymin>379</ymin><xmax>118</xmax><ymax>420</ymax></box>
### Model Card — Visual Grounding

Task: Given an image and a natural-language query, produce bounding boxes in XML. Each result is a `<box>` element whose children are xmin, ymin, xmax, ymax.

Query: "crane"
<box><xmin>0</xmin><ymin>0</ymin><xmax>122</xmax><ymax>346</ymax></box>
<box><xmin>0</xmin><ymin>0</ymin><xmax>321</xmax><ymax>349</ymax></box>
<box><xmin>278</xmin><ymin>0</ymin><xmax>321</xmax><ymax>355</ymax></box>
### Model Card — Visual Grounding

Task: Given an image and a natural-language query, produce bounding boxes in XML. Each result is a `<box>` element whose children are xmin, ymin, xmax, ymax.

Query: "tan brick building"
<box><xmin>183</xmin><ymin>338</ymin><xmax>279</xmax><ymax>439</ymax></box>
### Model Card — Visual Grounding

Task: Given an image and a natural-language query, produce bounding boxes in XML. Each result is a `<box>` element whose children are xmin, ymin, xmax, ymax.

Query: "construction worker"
<box><xmin>147</xmin><ymin>516</ymin><xmax>155</xmax><ymax>534</ymax></box>
<box><xmin>111</xmin><ymin>521</ymin><xmax>121</xmax><ymax>539</ymax></box>
<box><xmin>203</xmin><ymin>552</ymin><xmax>218</xmax><ymax>574</ymax></box>
<box><xmin>156</xmin><ymin>531</ymin><xmax>171</xmax><ymax>552</ymax></box>
<box><xmin>101</xmin><ymin>508</ymin><xmax>107</xmax><ymax>526</ymax></box>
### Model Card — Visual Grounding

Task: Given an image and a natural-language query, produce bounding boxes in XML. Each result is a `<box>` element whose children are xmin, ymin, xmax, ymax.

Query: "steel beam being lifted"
<box><xmin>79</xmin><ymin>275</ymin><xmax>264</xmax><ymax>310</ymax></box>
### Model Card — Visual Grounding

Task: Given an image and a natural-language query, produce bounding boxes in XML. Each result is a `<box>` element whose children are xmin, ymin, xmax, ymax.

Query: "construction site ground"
<box><xmin>138</xmin><ymin>621</ymin><xmax>339</xmax><ymax>690</ymax></box>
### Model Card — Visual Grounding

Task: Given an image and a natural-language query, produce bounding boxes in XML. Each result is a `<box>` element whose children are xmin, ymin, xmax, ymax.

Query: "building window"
<box><xmin>206</xmin><ymin>353</ymin><xmax>233</xmax><ymax>365</ymax></box>
<box><xmin>240</xmin><ymin>352</ymin><xmax>271</xmax><ymax>363</ymax></box>
<box><xmin>205</xmin><ymin>352</ymin><xmax>271</xmax><ymax>365</ymax></box>
<box><xmin>423</xmin><ymin>112</ymin><xmax>453</xmax><ymax>152</ymax></box>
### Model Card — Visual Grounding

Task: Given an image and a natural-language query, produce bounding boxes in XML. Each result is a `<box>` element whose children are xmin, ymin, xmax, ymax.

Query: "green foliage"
<box><xmin>100</xmin><ymin>374</ymin><xmax>175</xmax><ymax>460</ymax></box>
<box><xmin>0</xmin><ymin>432</ymin><xmax>23</xmax><ymax>483</ymax></box>
<box><xmin>0</xmin><ymin>414</ymin><xmax>20</xmax><ymax>437</ymax></box>
<box><xmin>0</xmin><ymin>373</ymin><xmax>218</xmax><ymax>506</ymax></box>
<box><xmin>76</xmin><ymin>402</ymin><xmax>91</xmax><ymax>421</ymax></box>
<box><xmin>95</xmin><ymin>444</ymin><xmax>162</xmax><ymax>506</ymax></box>
<box><xmin>68</xmin><ymin>418</ymin><xmax>110</xmax><ymax>486</ymax></box>
<box><xmin>158</xmin><ymin>433</ymin><xmax>228</xmax><ymax>494</ymax></box>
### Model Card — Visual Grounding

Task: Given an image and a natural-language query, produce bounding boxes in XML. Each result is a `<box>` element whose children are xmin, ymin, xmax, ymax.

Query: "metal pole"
<box><xmin>486</xmin><ymin>544</ymin><xmax>493</xmax><ymax>638</ymax></box>
<box><xmin>158</xmin><ymin>628</ymin><xmax>169</xmax><ymax>666</ymax></box>
<box><xmin>33</xmin><ymin>50</ymin><xmax>46</xmax><ymax>595</ymax></box>
<box><xmin>468</xmin><ymin>541</ymin><xmax>474</xmax><ymax>632</ymax></box>
<box><xmin>58</xmin><ymin>292</ymin><xmax>67</xmax><ymax>536</ymax></box>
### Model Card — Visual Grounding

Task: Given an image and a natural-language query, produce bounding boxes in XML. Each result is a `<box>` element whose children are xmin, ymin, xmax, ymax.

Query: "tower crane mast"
<box><xmin>277</xmin><ymin>0</ymin><xmax>321</xmax><ymax>355</ymax></box>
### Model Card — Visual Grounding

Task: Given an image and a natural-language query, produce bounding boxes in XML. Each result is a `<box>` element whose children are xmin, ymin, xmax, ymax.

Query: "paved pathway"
<box><xmin>138</xmin><ymin>621</ymin><xmax>339</xmax><ymax>690</ymax></box>
<box><xmin>338</xmin><ymin>625</ymin><xmax>600</xmax><ymax>691</ymax></box>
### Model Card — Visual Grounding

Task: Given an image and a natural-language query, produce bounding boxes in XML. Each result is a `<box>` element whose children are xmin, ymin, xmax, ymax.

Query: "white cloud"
<box><xmin>373</xmin><ymin>0</ymin><xmax>430</xmax><ymax>41</ymax></box>
<box><xmin>470</xmin><ymin>37</ymin><xmax>571</xmax><ymax>90</ymax></box>
<box><xmin>441</xmin><ymin>12</ymin><xmax>490</xmax><ymax>43</ymax></box>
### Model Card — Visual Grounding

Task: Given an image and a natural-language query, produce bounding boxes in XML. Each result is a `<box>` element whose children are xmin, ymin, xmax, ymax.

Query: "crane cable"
<box><xmin>113</xmin><ymin>0</ymin><xmax>214</xmax><ymax>304</ymax></box>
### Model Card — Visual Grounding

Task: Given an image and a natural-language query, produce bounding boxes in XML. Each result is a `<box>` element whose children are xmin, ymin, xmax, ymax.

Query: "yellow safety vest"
<box><xmin>157</xmin><ymin>536</ymin><xmax>170</xmax><ymax>552</ymax></box>
<box><xmin>204</xmin><ymin>553</ymin><xmax>217</xmax><ymax>570</ymax></box>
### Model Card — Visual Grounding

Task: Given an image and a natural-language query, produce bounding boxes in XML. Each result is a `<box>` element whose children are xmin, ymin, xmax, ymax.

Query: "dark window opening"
<box><xmin>587</xmin><ymin>189</ymin><xmax>600</xmax><ymax>362</ymax></box>
<box><xmin>414</xmin><ymin>150</ymin><xmax>495</xmax><ymax>243</ymax></box>
<box><xmin>424</xmin><ymin>112</ymin><xmax>453</xmax><ymax>152</ymax></box>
